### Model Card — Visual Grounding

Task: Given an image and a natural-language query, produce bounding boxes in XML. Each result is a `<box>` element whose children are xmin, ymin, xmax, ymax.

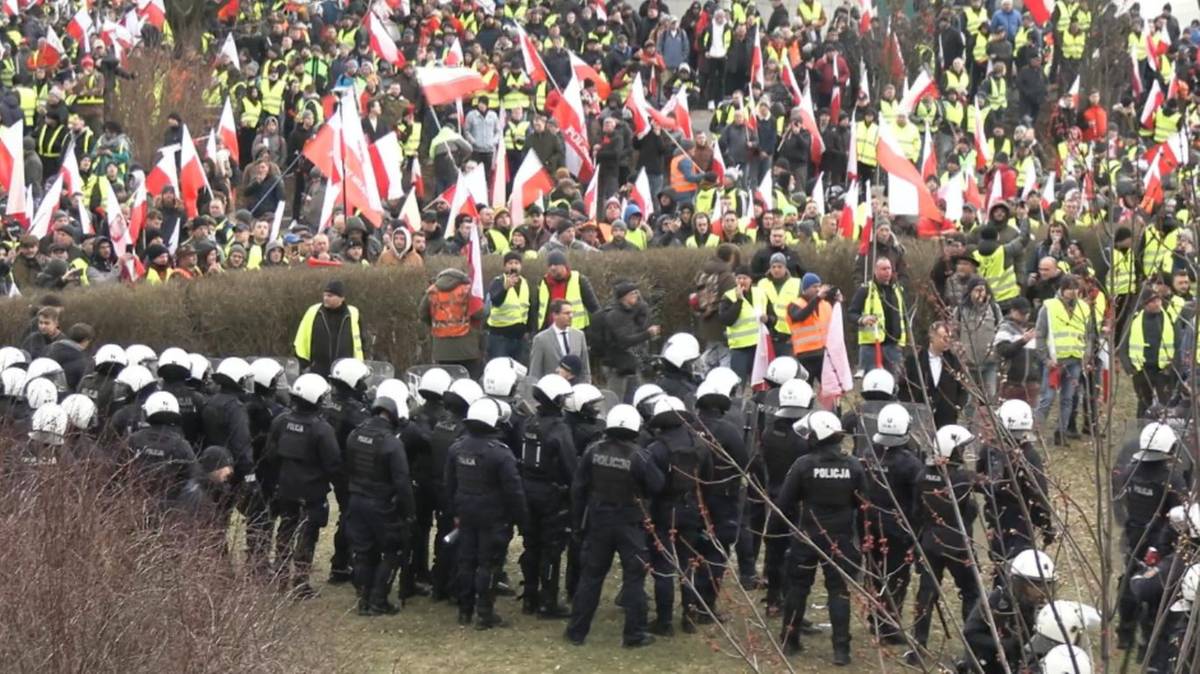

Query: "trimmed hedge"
<box><xmin>0</xmin><ymin>241</ymin><xmax>943</xmax><ymax>370</ymax></box>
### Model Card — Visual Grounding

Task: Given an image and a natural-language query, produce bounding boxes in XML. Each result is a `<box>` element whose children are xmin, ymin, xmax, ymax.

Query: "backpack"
<box><xmin>693</xmin><ymin>269</ymin><xmax>722</xmax><ymax>317</ymax></box>
<box><xmin>586</xmin><ymin>306</ymin><xmax>614</xmax><ymax>360</ymax></box>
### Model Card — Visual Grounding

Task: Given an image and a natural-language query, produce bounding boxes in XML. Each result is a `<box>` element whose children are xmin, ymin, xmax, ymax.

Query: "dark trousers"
<box><xmin>650</xmin><ymin>503</ymin><xmax>715</xmax><ymax>624</ymax></box>
<box><xmin>520</xmin><ymin>485</ymin><xmax>569</xmax><ymax>611</ymax></box>
<box><xmin>781</xmin><ymin>533</ymin><xmax>859</xmax><ymax>651</ymax></box>
<box><xmin>238</xmin><ymin>483</ymin><xmax>273</xmax><ymax>575</ymax></box>
<box><xmin>736</xmin><ymin>492</ymin><xmax>766</xmax><ymax>582</ymax></box>
<box><xmin>347</xmin><ymin>494</ymin><xmax>406</xmax><ymax>607</ymax></box>
<box><xmin>486</xmin><ymin>333</ymin><xmax>527</xmax><ymax>364</ymax></box>
<box><xmin>912</xmin><ymin>548</ymin><xmax>981</xmax><ymax>647</ymax></box>
<box><xmin>797</xmin><ymin>352</ymin><xmax>824</xmax><ymax>389</ymax></box>
<box><xmin>456</xmin><ymin>521</ymin><xmax>510</xmax><ymax>620</ymax></box>
<box><xmin>864</xmin><ymin>533</ymin><xmax>914</xmax><ymax>639</ymax></box>
<box><xmin>431</xmin><ymin>508</ymin><xmax>458</xmax><ymax>599</ymax></box>
<box><xmin>330</xmin><ymin>478</ymin><xmax>351</xmax><ymax>574</ymax></box>
<box><xmin>1132</xmin><ymin>367</ymin><xmax>1173</xmax><ymax>418</ymax></box>
<box><xmin>402</xmin><ymin>479</ymin><xmax>437</xmax><ymax>593</ymax></box>
<box><xmin>702</xmin><ymin>58</ymin><xmax>726</xmax><ymax>105</ymax></box>
<box><xmin>273</xmin><ymin>497</ymin><xmax>328</xmax><ymax>588</ymax></box>
<box><xmin>566</xmin><ymin>521</ymin><xmax>650</xmax><ymax>643</ymax></box>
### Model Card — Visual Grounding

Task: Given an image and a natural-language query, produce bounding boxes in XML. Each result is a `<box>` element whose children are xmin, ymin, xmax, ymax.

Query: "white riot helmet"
<box><xmin>29</xmin><ymin>403</ymin><xmax>67</xmax><ymax>445</ymax></box>
<box><xmin>566</xmin><ymin>383</ymin><xmax>604</xmax><ymax>414</ymax></box>
<box><xmin>873</xmin><ymin>403</ymin><xmax>911</xmax><ymax>447</ymax></box>
<box><xmin>495</xmin><ymin>399</ymin><xmax>513</xmax><ymax>425</ymax></box>
<box><xmin>24</xmin><ymin>357</ymin><xmax>66</xmax><ymax>392</ymax></box>
<box><xmin>250</xmin><ymin>358</ymin><xmax>285</xmax><ymax>392</ymax></box>
<box><xmin>330</xmin><ymin>358</ymin><xmax>372</xmax><ymax>391</ymax></box>
<box><xmin>1135</xmin><ymin>423</ymin><xmax>1177</xmax><ymax>461</ymax></box>
<box><xmin>483</xmin><ymin>357</ymin><xmax>528</xmax><ymax>381</ymax></box>
<box><xmin>651</xmin><ymin>395</ymin><xmax>687</xmax><ymax>426</ymax></box>
<box><xmin>24</xmin><ymin>378</ymin><xmax>58</xmax><ymax>409</ymax></box>
<box><xmin>862</xmin><ymin>368</ymin><xmax>896</xmax><ymax>398</ymax></box>
<box><xmin>660</xmin><ymin>332</ymin><xmax>700</xmax><ymax>369</ymax></box>
<box><xmin>61</xmin><ymin>393</ymin><xmax>97</xmax><ymax>431</ymax></box>
<box><xmin>157</xmin><ymin>347</ymin><xmax>192</xmax><ymax>378</ymax></box>
<box><xmin>188</xmin><ymin>353</ymin><xmax>211</xmax><ymax>383</ymax></box>
<box><xmin>933</xmin><ymin>424</ymin><xmax>974</xmax><ymax>462</ymax></box>
<box><xmin>1010</xmin><ymin>549</ymin><xmax>1056</xmax><ymax>582</ymax></box>
<box><xmin>1</xmin><ymin>367</ymin><xmax>25</xmax><ymax>397</ymax></box>
<box><xmin>0</xmin><ymin>345</ymin><xmax>28</xmax><ymax>370</ymax></box>
<box><xmin>142</xmin><ymin>391</ymin><xmax>181</xmax><ymax>421</ymax></box>
<box><xmin>215</xmin><ymin>357</ymin><xmax>254</xmax><ymax>392</ymax></box>
<box><xmin>1169</xmin><ymin>564</ymin><xmax>1200</xmax><ymax>612</ymax></box>
<box><xmin>1188</xmin><ymin>503</ymin><xmax>1200</xmax><ymax>539</ymax></box>
<box><xmin>765</xmin><ymin>356</ymin><xmax>800</xmax><ymax>385</ymax></box>
<box><xmin>804</xmin><ymin>410</ymin><xmax>844</xmax><ymax>443</ymax></box>
<box><xmin>999</xmin><ymin>399</ymin><xmax>1035</xmax><ymax>433</ymax></box>
<box><xmin>446</xmin><ymin>378</ymin><xmax>485</xmax><ymax>409</ymax></box>
<box><xmin>93</xmin><ymin>344</ymin><xmax>127</xmax><ymax>370</ymax></box>
<box><xmin>465</xmin><ymin>397</ymin><xmax>502</xmax><ymax>430</ymax></box>
<box><xmin>1040</xmin><ymin>644</ymin><xmax>1092</xmax><ymax>674</ymax></box>
<box><xmin>482</xmin><ymin>362</ymin><xmax>521</xmax><ymax>398</ymax></box>
<box><xmin>696</xmin><ymin>380</ymin><xmax>731</xmax><ymax>407</ymax></box>
<box><xmin>371</xmin><ymin>388</ymin><xmax>410</xmax><ymax>422</ymax></box>
<box><xmin>374</xmin><ymin>379</ymin><xmax>410</xmax><ymax>407</ymax></box>
<box><xmin>114</xmin><ymin>364</ymin><xmax>156</xmax><ymax>400</ymax></box>
<box><xmin>1034</xmin><ymin>601</ymin><xmax>1102</xmax><ymax>645</ymax></box>
<box><xmin>776</xmin><ymin>379</ymin><xmax>815</xmax><ymax>418</ymax></box>
<box><xmin>632</xmin><ymin>384</ymin><xmax>664</xmax><ymax>409</ymax></box>
<box><xmin>606</xmin><ymin>404</ymin><xmax>642</xmax><ymax>436</ymax></box>
<box><xmin>703</xmin><ymin>366</ymin><xmax>741</xmax><ymax>397</ymax></box>
<box><xmin>417</xmin><ymin>368</ymin><xmax>453</xmax><ymax>400</ymax></box>
<box><xmin>534</xmin><ymin>373</ymin><xmax>573</xmax><ymax>405</ymax></box>
<box><xmin>124</xmin><ymin>344</ymin><xmax>157</xmax><ymax>369</ymax></box>
<box><xmin>290</xmin><ymin>373</ymin><xmax>330</xmax><ymax>406</ymax></box>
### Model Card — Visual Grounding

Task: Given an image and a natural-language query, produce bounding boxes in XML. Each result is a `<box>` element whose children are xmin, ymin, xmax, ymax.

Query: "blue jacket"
<box><xmin>990</xmin><ymin>9</ymin><xmax>1021</xmax><ymax>40</ymax></box>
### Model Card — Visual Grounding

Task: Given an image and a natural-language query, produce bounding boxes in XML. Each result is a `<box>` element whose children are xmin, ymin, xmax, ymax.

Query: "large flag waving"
<box><xmin>878</xmin><ymin>124</ymin><xmax>942</xmax><ymax>222</ymax></box>
<box><xmin>365</xmin><ymin>12</ymin><xmax>406</xmax><ymax>67</ymax></box>
<box><xmin>417</xmin><ymin>67</ymin><xmax>486</xmax><ymax>106</ymax></box>
<box><xmin>551</xmin><ymin>76</ymin><xmax>595</xmax><ymax>181</ymax></box>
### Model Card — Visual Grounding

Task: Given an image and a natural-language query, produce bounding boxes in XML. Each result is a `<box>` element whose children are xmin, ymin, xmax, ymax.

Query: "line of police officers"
<box><xmin>4</xmin><ymin>337</ymin><xmax>1200</xmax><ymax>670</ymax></box>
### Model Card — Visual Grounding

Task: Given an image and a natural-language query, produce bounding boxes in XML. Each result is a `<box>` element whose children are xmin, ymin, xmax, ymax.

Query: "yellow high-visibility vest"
<box><xmin>756</xmin><ymin>276</ymin><xmax>801</xmax><ymax>335</ymax></box>
<box><xmin>1128</xmin><ymin>309</ymin><xmax>1174</xmax><ymax>370</ymax></box>
<box><xmin>1044</xmin><ymin>297</ymin><xmax>1086</xmax><ymax>360</ymax></box>
<box><xmin>487</xmin><ymin>278</ymin><xmax>530</xmax><ymax>328</ymax></box>
<box><xmin>725</xmin><ymin>287</ymin><xmax>767</xmax><ymax>348</ymax></box>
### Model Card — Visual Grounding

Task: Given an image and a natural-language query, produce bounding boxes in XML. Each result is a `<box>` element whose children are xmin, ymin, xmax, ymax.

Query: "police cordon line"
<box><xmin>2</xmin><ymin>335</ymin><xmax>1199</xmax><ymax>672</ymax></box>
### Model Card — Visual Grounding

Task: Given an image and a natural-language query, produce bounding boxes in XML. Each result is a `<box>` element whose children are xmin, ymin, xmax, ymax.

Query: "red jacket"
<box><xmin>1080</xmin><ymin>106</ymin><xmax>1108</xmax><ymax>142</ymax></box>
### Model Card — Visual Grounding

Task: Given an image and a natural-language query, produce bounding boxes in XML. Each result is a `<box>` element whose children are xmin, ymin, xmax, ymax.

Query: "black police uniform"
<box><xmin>244</xmin><ymin>390</ymin><xmax>286</xmax><ymax>572</ymax></box>
<box><xmin>647</xmin><ymin>421</ymin><xmax>715</xmax><ymax>630</ymax></box>
<box><xmin>564</xmin><ymin>407</ymin><xmax>604</xmax><ymax>598</ymax></box>
<box><xmin>859</xmin><ymin>439</ymin><xmax>923</xmax><ymax>642</ymax></box>
<box><xmin>759</xmin><ymin>410</ymin><xmax>809</xmax><ymax>609</ymax></box>
<box><xmin>565</xmin><ymin>432</ymin><xmax>665</xmax><ymax>645</ymax></box>
<box><xmin>696</xmin><ymin>405</ymin><xmax>750</xmax><ymax>605</ymax></box>
<box><xmin>657</xmin><ymin>365</ymin><xmax>697</xmax><ymax>407</ymax></box>
<box><xmin>737</xmin><ymin>385</ymin><xmax>782</xmax><ymax>583</ymax></box>
<box><xmin>776</xmin><ymin>436</ymin><xmax>867</xmax><ymax>657</ymax></box>
<box><xmin>265</xmin><ymin>405</ymin><xmax>342</xmax><ymax>591</ymax></box>
<box><xmin>345</xmin><ymin>414</ymin><xmax>416</xmax><ymax>613</ymax></box>
<box><xmin>77</xmin><ymin>368</ymin><xmax>120</xmax><ymax>429</ymax></box>
<box><xmin>1114</xmin><ymin>457</ymin><xmax>1186</xmax><ymax>648</ymax></box>
<box><xmin>446</xmin><ymin>425</ymin><xmax>528</xmax><ymax>627</ymax></box>
<box><xmin>911</xmin><ymin>458</ymin><xmax>984</xmax><ymax>649</ymax></box>
<box><xmin>962</xmin><ymin>587</ymin><xmax>1040</xmax><ymax>674</ymax></box>
<box><xmin>399</xmin><ymin>396</ymin><xmax>444</xmax><ymax>593</ymax></box>
<box><xmin>1134</xmin><ymin>548</ymin><xmax>1199</xmax><ymax>670</ymax></box>
<box><xmin>125</xmin><ymin>421</ymin><xmax>203</xmax><ymax>512</ymax></box>
<box><xmin>427</xmin><ymin>403</ymin><xmax>467</xmax><ymax>599</ymax></box>
<box><xmin>322</xmin><ymin>387</ymin><xmax>370</xmax><ymax>581</ymax></box>
<box><xmin>163</xmin><ymin>378</ymin><xmax>208</xmax><ymax>448</ymax></box>
<box><xmin>517</xmin><ymin>406</ymin><xmax>577</xmax><ymax>615</ymax></box>
<box><xmin>107</xmin><ymin>388</ymin><xmax>157</xmax><ymax>441</ymax></box>
<box><xmin>976</xmin><ymin>440</ymin><xmax>1054</xmax><ymax>566</ymax></box>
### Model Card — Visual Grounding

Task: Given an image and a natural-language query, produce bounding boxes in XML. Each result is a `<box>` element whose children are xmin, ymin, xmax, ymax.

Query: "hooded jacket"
<box><xmin>418</xmin><ymin>268</ymin><xmax>483</xmax><ymax>362</ymax></box>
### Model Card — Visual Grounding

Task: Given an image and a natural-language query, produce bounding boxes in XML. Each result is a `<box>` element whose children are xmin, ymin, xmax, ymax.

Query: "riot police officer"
<box><xmin>481</xmin><ymin>357</ymin><xmax>529</xmax><ymax>597</ymax></box>
<box><xmin>158</xmin><ymin>348</ymin><xmax>207</xmax><ymax>448</ymax></box>
<box><xmin>345</xmin><ymin>382</ymin><xmax>416</xmax><ymax>616</ymax></box>
<box><xmin>1027</xmin><ymin>600</ymin><xmax>1102</xmax><ymax>663</ymax></box>
<box><xmin>429</xmin><ymin>377</ymin><xmax>484</xmax><ymax>600</ymax></box>
<box><xmin>1130</xmin><ymin>503</ymin><xmax>1200</xmax><ymax>668</ymax></box>
<box><xmin>1113</xmin><ymin>423</ymin><xmax>1187</xmax><ymax>651</ymax></box>
<box><xmin>909</xmin><ymin>425</ymin><xmax>985</xmax><ymax>663</ymax></box>
<box><xmin>124</xmin><ymin>391</ymin><xmax>203</xmax><ymax>513</ymax></box>
<box><xmin>107</xmin><ymin>364</ymin><xmax>159</xmax><ymax>440</ymax></box>
<box><xmin>446</xmin><ymin>397</ymin><xmax>528</xmax><ymax>629</ymax></box>
<box><xmin>961</xmin><ymin>549</ymin><xmax>1056</xmax><ymax>674</ymax></box>
<box><xmin>1144</xmin><ymin>563</ymin><xmax>1200</xmax><ymax>673</ymax></box>
<box><xmin>978</xmin><ymin>400</ymin><xmax>1055</xmax><ymax>568</ymax></box>
<box><xmin>265</xmin><ymin>373</ymin><xmax>342</xmax><ymax>600</ymax></box>
<box><xmin>323</xmin><ymin>358</ymin><xmax>373</xmax><ymax>584</ymax></box>
<box><xmin>646</xmin><ymin>395</ymin><xmax>715</xmax><ymax>635</ymax></box>
<box><xmin>399</xmin><ymin>367</ymin><xmax>453</xmax><ymax>597</ymax></box>
<box><xmin>841</xmin><ymin>368</ymin><xmax>898</xmax><ymax>453</ymax></box>
<box><xmin>564</xmin><ymin>382</ymin><xmax>604</xmax><ymax>598</ymax></box>
<box><xmin>565</xmin><ymin>404</ymin><xmax>663</xmax><ymax>647</ymax></box>
<box><xmin>693</xmin><ymin>376</ymin><xmax>750</xmax><ymax>612</ymax></box>
<box><xmin>517</xmin><ymin>373</ymin><xmax>577</xmax><ymax>618</ymax></box>
<box><xmin>244</xmin><ymin>357</ymin><xmax>288</xmax><ymax>575</ymax></box>
<box><xmin>777</xmin><ymin>411</ymin><xmax>866</xmax><ymax>665</ymax></box>
<box><xmin>657</xmin><ymin>333</ymin><xmax>700</xmax><ymax>406</ymax></box>
<box><xmin>77</xmin><ymin>343</ymin><xmax>126</xmax><ymax>429</ymax></box>
<box><xmin>859</xmin><ymin>403</ymin><xmax>923</xmax><ymax>645</ymax></box>
<box><xmin>760</xmin><ymin>378</ymin><xmax>814</xmax><ymax>613</ymax></box>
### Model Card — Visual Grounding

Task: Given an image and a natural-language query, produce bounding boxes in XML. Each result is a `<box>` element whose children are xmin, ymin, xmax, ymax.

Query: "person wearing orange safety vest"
<box><xmin>786</xmin><ymin>273</ymin><xmax>837</xmax><ymax>387</ymax></box>
<box><xmin>419</xmin><ymin>267</ymin><xmax>484</xmax><ymax>377</ymax></box>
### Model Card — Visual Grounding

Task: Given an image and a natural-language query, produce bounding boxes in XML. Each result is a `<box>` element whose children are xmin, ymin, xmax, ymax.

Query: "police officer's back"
<box><xmin>158</xmin><ymin>348</ymin><xmax>208</xmax><ymax>449</ymax></box>
<box><xmin>656</xmin><ymin>333</ymin><xmax>700</xmax><ymax>407</ymax></box>
<box><xmin>106</xmin><ymin>364</ymin><xmax>158</xmax><ymax>441</ymax></box>
<box><xmin>77</xmin><ymin>343</ymin><xmax>126</xmax><ymax>428</ymax></box>
<box><xmin>124</xmin><ymin>391</ymin><xmax>203</xmax><ymax>511</ymax></box>
<box><xmin>321</xmin><ymin>357</ymin><xmax>373</xmax><ymax>582</ymax></box>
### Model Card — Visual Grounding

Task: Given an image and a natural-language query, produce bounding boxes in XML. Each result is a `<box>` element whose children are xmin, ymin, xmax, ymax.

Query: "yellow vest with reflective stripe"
<box><xmin>145</xmin><ymin>267</ymin><xmax>175</xmax><ymax>284</ymax></box>
<box><xmin>1142</xmin><ymin>227</ymin><xmax>1178</xmax><ymax>277</ymax></box>
<box><xmin>1128</xmin><ymin>309</ymin><xmax>1174</xmax><ymax>370</ymax></box>
<box><xmin>486</xmin><ymin>229</ymin><xmax>511</xmax><ymax>254</ymax></box>
<box><xmin>16</xmin><ymin>86</ymin><xmax>35</xmax><ymax>125</ymax></box>
<box><xmin>1044</xmin><ymin>297</ymin><xmax>1086</xmax><ymax>360</ymax></box>
<box><xmin>973</xmin><ymin>247</ymin><xmax>1019</xmax><ymax>301</ymax></box>
<box><xmin>293</xmin><ymin>303</ymin><xmax>364</xmax><ymax>361</ymax></box>
<box><xmin>505</xmin><ymin>120</ymin><xmax>529</xmax><ymax>151</ymax></box>
<box><xmin>963</xmin><ymin>7</ymin><xmax>988</xmax><ymax>33</ymax></box>
<box><xmin>260</xmin><ymin>78</ymin><xmax>287</xmax><ymax>116</ymax></box>
<box><xmin>857</xmin><ymin>282</ymin><xmax>907</xmax><ymax>346</ymax></box>
<box><xmin>1154</xmin><ymin>110</ymin><xmax>1180</xmax><ymax>144</ymax></box>
<box><xmin>856</xmin><ymin>122</ymin><xmax>879</xmax><ymax>166</ymax></box>
<box><xmin>402</xmin><ymin>121</ymin><xmax>422</xmax><ymax>157</ymax></box>
<box><xmin>1061</xmin><ymin>31</ymin><xmax>1085</xmax><ymax>60</ymax></box>
<box><xmin>892</xmin><ymin>123</ymin><xmax>920</xmax><ymax>163</ymax></box>
<box><xmin>487</xmin><ymin>278</ymin><xmax>530</xmax><ymax>328</ymax></box>
<box><xmin>240</xmin><ymin>97</ymin><xmax>262</xmax><ymax>127</ymax></box>
<box><xmin>725</xmin><ymin>287</ymin><xmax>767</xmax><ymax>348</ymax></box>
<box><xmin>945</xmin><ymin>70</ymin><xmax>969</xmax><ymax>94</ymax></box>
<box><xmin>1056</xmin><ymin>1</ymin><xmax>1078</xmax><ymax>32</ymax></box>
<box><xmin>756</xmin><ymin>277</ymin><xmax>801</xmax><ymax>334</ymax></box>
<box><xmin>685</xmin><ymin>233</ymin><xmax>719</xmax><ymax>248</ymax></box>
<box><xmin>69</xmin><ymin>257</ymin><xmax>89</xmax><ymax>287</ymax></box>
<box><xmin>537</xmin><ymin>271</ymin><xmax>589</xmax><ymax>329</ymax></box>
<box><xmin>1110</xmin><ymin>247</ymin><xmax>1135</xmax><ymax>296</ymax></box>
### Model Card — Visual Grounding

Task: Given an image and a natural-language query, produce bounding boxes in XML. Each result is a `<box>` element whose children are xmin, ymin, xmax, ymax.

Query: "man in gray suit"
<box><xmin>529</xmin><ymin>299</ymin><xmax>591</xmax><ymax>383</ymax></box>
